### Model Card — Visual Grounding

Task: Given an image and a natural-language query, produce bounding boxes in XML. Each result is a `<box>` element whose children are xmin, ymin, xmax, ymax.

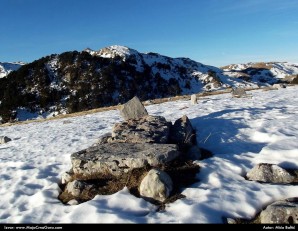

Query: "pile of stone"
<box><xmin>60</xmin><ymin>96</ymin><xmax>201</xmax><ymax>204</ymax></box>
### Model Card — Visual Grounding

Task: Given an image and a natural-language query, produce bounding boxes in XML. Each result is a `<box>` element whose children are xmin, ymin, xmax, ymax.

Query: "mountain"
<box><xmin>0</xmin><ymin>62</ymin><xmax>25</xmax><ymax>78</ymax></box>
<box><xmin>0</xmin><ymin>45</ymin><xmax>297</xmax><ymax>123</ymax></box>
<box><xmin>221</xmin><ymin>62</ymin><xmax>298</xmax><ymax>84</ymax></box>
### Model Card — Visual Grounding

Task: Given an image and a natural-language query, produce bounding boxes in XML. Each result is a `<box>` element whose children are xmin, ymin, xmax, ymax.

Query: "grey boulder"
<box><xmin>246</xmin><ymin>163</ymin><xmax>295</xmax><ymax>184</ymax></box>
<box><xmin>260</xmin><ymin>198</ymin><xmax>298</xmax><ymax>224</ymax></box>
<box><xmin>119</xmin><ymin>96</ymin><xmax>148</xmax><ymax>120</ymax></box>
<box><xmin>139</xmin><ymin>169</ymin><xmax>173</xmax><ymax>202</ymax></box>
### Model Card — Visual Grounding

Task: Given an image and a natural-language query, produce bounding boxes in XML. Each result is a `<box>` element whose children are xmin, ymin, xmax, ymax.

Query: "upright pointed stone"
<box><xmin>191</xmin><ymin>94</ymin><xmax>197</xmax><ymax>105</ymax></box>
<box><xmin>120</xmin><ymin>96</ymin><xmax>148</xmax><ymax>120</ymax></box>
<box><xmin>170</xmin><ymin>115</ymin><xmax>196</xmax><ymax>145</ymax></box>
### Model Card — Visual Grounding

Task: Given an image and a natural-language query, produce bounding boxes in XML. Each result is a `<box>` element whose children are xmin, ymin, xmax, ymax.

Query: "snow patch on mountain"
<box><xmin>0</xmin><ymin>62</ymin><xmax>25</xmax><ymax>78</ymax></box>
<box><xmin>87</xmin><ymin>45</ymin><xmax>140</xmax><ymax>61</ymax></box>
<box><xmin>85</xmin><ymin>45</ymin><xmax>259</xmax><ymax>92</ymax></box>
<box><xmin>222</xmin><ymin>62</ymin><xmax>298</xmax><ymax>83</ymax></box>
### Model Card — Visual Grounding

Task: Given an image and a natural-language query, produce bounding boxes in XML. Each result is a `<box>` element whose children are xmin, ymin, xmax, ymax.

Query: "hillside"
<box><xmin>1</xmin><ymin>46</ymin><xmax>297</xmax><ymax>123</ymax></box>
<box><xmin>0</xmin><ymin>86</ymin><xmax>297</xmax><ymax>223</ymax></box>
<box><xmin>0</xmin><ymin>45</ymin><xmax>248</xmax><ymax>123</ymax></box>
<box><xmin>221</xmin><ymin>62</ymin><xmax>298</xmax><ymax>84</ymax></box>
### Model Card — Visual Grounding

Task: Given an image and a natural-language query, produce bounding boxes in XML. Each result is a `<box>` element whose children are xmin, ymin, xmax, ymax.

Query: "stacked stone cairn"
<box><xmin>60</xmin><ymin>96</ymin><xmax>201</xmax><ymax>205</ymax></box>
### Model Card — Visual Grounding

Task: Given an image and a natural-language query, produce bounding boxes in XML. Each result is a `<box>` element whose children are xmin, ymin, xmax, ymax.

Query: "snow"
<box><xmin>0</xmin><ymin>62</ymin><xmax>24</xmax><ymax>78</ymax></box>
<box><xmin>96</xmin><ymin>45</ymin><xmax>140</xmax><ymax>60</ymax></box>
<box><xmin>223</xmin><ymin>62</ymin><xmax>298</xmax><ymax>80</ymax></box>
<box><xmin>0</xmin><ymin>86</ymin><xmax>297</xmax><ymax>223</ymax></box>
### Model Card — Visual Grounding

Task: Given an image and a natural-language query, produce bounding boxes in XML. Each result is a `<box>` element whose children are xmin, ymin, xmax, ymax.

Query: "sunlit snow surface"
<box><xmin>0</xmin><ymin>86</ymin><xmax>297</xmax><ymax>223</ymax></box>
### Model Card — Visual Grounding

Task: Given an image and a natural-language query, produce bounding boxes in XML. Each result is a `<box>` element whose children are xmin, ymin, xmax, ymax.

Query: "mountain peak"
<box><xmin>97</xmin><ymin>45</ymin><xmax>139</xmax><ymax>60</ymax></box>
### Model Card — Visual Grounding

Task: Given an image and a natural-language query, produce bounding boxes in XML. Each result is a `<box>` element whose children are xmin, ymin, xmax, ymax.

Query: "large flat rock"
<box><xmin>71</xmin><ymin>143</ymin><xmax>180</xmax><ymax>177</ymax></box>
<box><xmin>110</xmin><ymin>115</ymin><xmax>172</xmax><ymax>144</ymax></box>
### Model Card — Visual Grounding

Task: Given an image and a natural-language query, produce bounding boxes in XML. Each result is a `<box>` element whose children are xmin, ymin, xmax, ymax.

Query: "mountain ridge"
<box><xmin>0</xmin><ymin>45</ymin><xmax>297</xmax><ymax>123</ymax></box>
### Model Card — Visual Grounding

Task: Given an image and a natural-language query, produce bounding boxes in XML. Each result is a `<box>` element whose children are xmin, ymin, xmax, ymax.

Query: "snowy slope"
<box><xmin>0</xmin><ymin>86</ymin><xmax>297</xmax><ymax>223</ymax></box>
<box><xmin>0</xmin><ymin>62</ymin><xmax>24</xmax><ymax>78</ymax></box>
<box><xmin>222</xmin><ymin>62</ymin><xmax>298</xmax><ymax>84</ymax></box>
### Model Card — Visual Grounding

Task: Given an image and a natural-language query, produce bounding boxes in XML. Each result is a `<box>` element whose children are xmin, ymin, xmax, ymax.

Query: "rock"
<box><xmin>231</xmin><ymin>88</ymin><xmax>247</xmax><ymax>98</ymax></box>
<box><xmin>139</xmin><ymin>169</ymin><xmax>173</xmax><ymax>202</ymax></box>
<box><xmin>61</xmin><ymin>171</ymin><xmax>74</xmax><ymax>184</ymax></box>
<box><xmin>71</xmin><ymin>143</ymin><xmax>180</xmax><ymax>177</ymax></box>
<box><xmin>110</xmin><ymin>115</ymin><xmax>171</xmax><ymax>144</ymax></box>
<box><xmin>260</xmin><ymin>198</ymin><xmax>298</xmax><ymax>224</ymax></box>
<box><xmin>273</xmin><ymin>83</ymin><xmax>286</xmax><ymax>89</ymax></box>
<box><xmin>0</xmin><ymin>136</ymin><xmax>11</xmax><ymax>144</ymax></box>
<box><xmin>67</xmin><ymin>199</ymin><xmax>79</xmax><ymax>206</ymax></box>
<box><xmin>187</xmin><ymin>145</ymin><xmax>202</xmax><ymax>160</ymax></box>
<box><xmin>191</xmin><ymin>94</ymin><xmax>197</xmax><ymax>105</ymax></box>
<box><xmin>170</xmin><ymin>115</ymin><xmax>196</xmax><ymax>145</ymax></box>
<box><xmin>93</xmin><ymin>133</ymin><xmax>112</xmax><ymax>145</ymax></box>
<box><xmin>119</xmin><ymin>96</ymin><xmax>148</xmax><ymax>120</ymax></box>
<box><xmin>65</xmin><ymin>180</ymin><xmax>94</xmax><ymax>197</ymax></box>
<box><xmin>246</xmin><ymin>163</ymin><xmax>295</xmax><ymax>183</ymax></box>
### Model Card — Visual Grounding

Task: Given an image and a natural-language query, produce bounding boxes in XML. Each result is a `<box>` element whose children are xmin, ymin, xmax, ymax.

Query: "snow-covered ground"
<box><xmin>0</xmin><ymin>86</ymin><xmax>297</xmax><ymax>223</ymax></box>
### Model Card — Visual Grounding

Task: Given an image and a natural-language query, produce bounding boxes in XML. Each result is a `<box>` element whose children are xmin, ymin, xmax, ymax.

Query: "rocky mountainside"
<box><xmin>0</xmin><ymin>62</ymin><xmax>24</xmax><ymax>78</ymax></box>
<box><xmin>0</xmin><ymin>45</ymin><xmax>297</xmax><ymax>123</ymax></box>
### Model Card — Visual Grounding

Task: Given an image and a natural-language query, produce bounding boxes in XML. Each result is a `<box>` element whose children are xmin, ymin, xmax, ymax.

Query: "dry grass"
<box><xmin>250</xmin><ymin>62</ymin><xmax>273</xmax><ymax>70</ymax></box>
<box><xmin>0</xmin><ymin>90</ymin><xmax>229</xmax><ymax>127</ymax></box>
<box><xmin>1</xmin><ymin>87</ymin><xmax>261</xmax><ymax>128</ymax></box>
<box><xmin>221</xmin><ymin>62</ymin><xmax>273</xmax><ymax>70</ymax></box>
<box><xmin>0</xmin><ymin>105</ymin><xmax>120</xmax><ymax>127</ymax></box>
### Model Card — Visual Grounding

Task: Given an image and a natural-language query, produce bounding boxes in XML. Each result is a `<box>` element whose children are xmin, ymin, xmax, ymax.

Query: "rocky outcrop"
<box><xmin>119</xmin><ymin>96</ymin><xmax>148</xmax><ymax>120</ymax></box>
<box><xmin>71</xmin><ymin>143</ymin><xmax>180</xmax><ymax>178</ymax></box>
<box><xmin>260</xmin><ymin>198</ymin><xmax>298</xmax><ymax>224</ymax></box>
<box><xmin>110</xmin><ymin>115</ymin><xmax>171</xmax><ymax>144</ymax></box>
<box><xmin>139</xmin><ymin>169</ymin><xmax>173</xmax><ymax>202</ymax></box>
<box><xmin>170</xmin><ymin>115</ymin><xmax>196</xmax><ymax>145</ymax></box>
<box><xmin>246</xmin><ymin>163</ymin><xmax>295</xmax><ymax>184</ymax></box>
<box><xmin>0</xmin><ymin>136</ymin><xmax>11</xmax><ymax>144</ymax></box>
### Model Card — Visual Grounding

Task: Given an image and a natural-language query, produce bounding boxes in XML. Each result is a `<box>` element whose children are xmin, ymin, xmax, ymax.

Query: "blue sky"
<box><xmin>1</xmin><ymin>0</ymin><xmax>298</xmax><ymax>66</ymax></box>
